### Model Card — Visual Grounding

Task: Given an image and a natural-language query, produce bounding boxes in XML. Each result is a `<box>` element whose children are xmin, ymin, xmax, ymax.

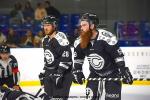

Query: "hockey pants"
<box><xmin>43</xmin><ymin>70</ymin><xmax>73</xmax><ymax>100</ymax></box>
<box><xmin>86</xmin><ymin>71</ymin><xmax>122</xmax><ymax>100</ymax></box>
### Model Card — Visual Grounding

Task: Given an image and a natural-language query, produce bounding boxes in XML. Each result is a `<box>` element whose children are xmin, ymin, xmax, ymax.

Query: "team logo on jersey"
<box><xmin>87</xmin><ymin>53</ymin><xmax>104</xmax><ymax>70</ymax></box>
<box><xmin>44</xmin><ymin>49</ymin><xmax>54</xmax><ymax>64</ymax></box>
<box><xmin>86</xmin><ymin>87</ymin><xmax>93</xmax><ymax>100</ymax></box>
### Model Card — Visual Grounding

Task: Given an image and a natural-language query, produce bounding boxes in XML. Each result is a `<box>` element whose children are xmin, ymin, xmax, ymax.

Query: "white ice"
<box><xmin>22</xmin><ymin>85</ymin><xmax>150</xmax><ymax>100</ymax></box>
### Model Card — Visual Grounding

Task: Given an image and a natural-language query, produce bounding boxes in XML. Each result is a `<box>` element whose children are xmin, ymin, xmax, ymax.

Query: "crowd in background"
<box><xmin>9</xmin><ymin>0</ymin><xmax>61</xmax><ymax>25</ymax></box>
<box><xmin>0</xmin><ymin>0</ymin><xmax>150</xmax><ymax>48</ymax></box>
<box><xmin>0</xmin><ymin>0</ymin><xmax>62</xmax><ymax>48</ymax></box>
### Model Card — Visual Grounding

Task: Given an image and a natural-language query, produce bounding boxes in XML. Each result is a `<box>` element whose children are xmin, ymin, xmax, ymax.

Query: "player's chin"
<box><xmin>80</xmin><ymin>31</ymin><xmax>86</xmax><ymax>36</ymax></box>
<box><xmin>45</xmin><ymin>32</ymin><xmax>51</xmax><ymax>35</ymax></box>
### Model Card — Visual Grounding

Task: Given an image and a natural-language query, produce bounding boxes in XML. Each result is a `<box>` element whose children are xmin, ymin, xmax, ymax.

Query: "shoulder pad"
<box><xmin>97</xmin><ymin>29</ymin><xmax>118</xmax><ymax>45</ymax></box>
<box><xmin>74</xmin><ymin>37</ymin><xmax>80</xmax><ymax>48</ymax></box>
<box><xmin>55</xmin><ymin>32</ymin><xmax>69</xmax><ymax>46</ymax></box>
<box><xmin>9</xmin><ymin>55</ymin><xmax>17</xmax><ymax>62</ymax></box>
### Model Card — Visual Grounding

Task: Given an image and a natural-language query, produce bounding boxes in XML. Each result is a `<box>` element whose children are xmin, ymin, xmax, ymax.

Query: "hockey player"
<box><xmin>0</xmin><ymin>45</ymin><xmax>21</xmax><ymax>91</ymax></box>
<box><xmin>72</xmin><ymin>13</ymin><xmax>133</xmax><ymax>100</ymax></box>
<box><xmin>41</xmin><ymin>15</ymin><xmax>73</xmax><ymax>100</ymax></box>
<box><xmin>0</xmin><ymin>86</ymin><xmax>43</xmax><ymax>100</ymax></box>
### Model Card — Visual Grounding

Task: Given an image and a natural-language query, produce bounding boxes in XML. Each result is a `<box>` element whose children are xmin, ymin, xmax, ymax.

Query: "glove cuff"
<box><xmin>57</xmin><ymin>67</ymin><xmax>66</xmax><ymax>74</ymax></box>
<box><xmin>118</xmin><ymin>66</ymin><xmax>126</xmax><ymax>72</ymax></box>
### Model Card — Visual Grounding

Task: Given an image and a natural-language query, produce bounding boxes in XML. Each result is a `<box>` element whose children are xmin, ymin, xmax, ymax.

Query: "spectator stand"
<box><xmin>58</xmin><ymin>13</ymin><xmax>70</xmax><ymax>36</ymax></box>
<box><xmin>115</xmin><ymin>20</ymin><xmax>150</xmax><ymax>47</ymax></box>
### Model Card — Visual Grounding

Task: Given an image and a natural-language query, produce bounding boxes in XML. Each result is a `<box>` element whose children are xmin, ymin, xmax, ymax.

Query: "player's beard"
<box><xmin>0</xmin><ymin>54</ymin><xmax>10</xmax><ymax>61</ymax></box>
<box><xmin>44</xmin><ymin>28</ymin><xmax>55</xmax><ymax>36</ymax></box>
<box><xmin>80</xmin><ymin>29</ymin><xmax>92</xmax><ymax>49</ymax></box>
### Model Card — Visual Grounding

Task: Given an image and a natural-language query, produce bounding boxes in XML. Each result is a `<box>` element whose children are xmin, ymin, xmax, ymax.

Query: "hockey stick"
<box><xmin>87</xmin><ymin>78</ymin><xmax>150</xmax><ymax>81</ymax></box>
<box><xmin>34</xmin><ymin>86</ymin><xmax>44</xmax><ymax>97</ymax></box>
<box><xmin>34</xmin><ymin>73</ymin><xmax>56</xmax><ymax>98</ymax></box>
<box><xmin>34</xmin><ymin>73</ymin><xmax>64</xmax><ymax>97</ymax></box>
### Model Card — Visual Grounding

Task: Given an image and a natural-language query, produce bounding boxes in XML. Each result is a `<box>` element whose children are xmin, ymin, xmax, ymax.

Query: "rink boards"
<box><xmin>10</xmin><ymin>47</ymin><xmax>150</xmax><ymax>86</ymax></box>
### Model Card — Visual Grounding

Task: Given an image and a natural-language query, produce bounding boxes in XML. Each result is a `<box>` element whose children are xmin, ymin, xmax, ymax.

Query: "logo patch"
<box><xmin>44</xmin><ymin>49</ymin><xmax>54</xmax><ymax>64</ymax></box>
<box><xmin>106</xmin><ymin>93</ymin><xmax>120</xmax><ymax>99</ymax></box>
<box><xmin>87</xmin><ymin>53</ymin><xmax>104</xmax><ymax>70</ymax></box>
<box><xmin>86</xmin><ymin>87</ymin><xmax>94</xmax><ymax>100</ymax></box>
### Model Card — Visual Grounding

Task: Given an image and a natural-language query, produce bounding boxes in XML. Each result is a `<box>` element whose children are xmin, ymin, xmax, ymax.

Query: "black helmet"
<box><xmin>42</xmin><ymin>15</ymin><xmax>58</xmax><ymax>27</ymax></box>
<box><xmin>0</xmin><ymin>45</ymin><xmax>10</xmax><ymax>53</ymax></box>
<box><xmin>80</xmin><ymin>13</ymin><xmax>99</xmax><ymax>27</ymax></box>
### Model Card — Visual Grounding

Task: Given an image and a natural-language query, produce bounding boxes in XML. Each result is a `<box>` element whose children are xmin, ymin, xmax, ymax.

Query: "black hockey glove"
<box><xmin>50</xmin><ymin>68</ymin><xmax>64</xmax><ymax>88</ymax></box>
<box><xmin>52</xmin><ymin>73</ymin><xmax>63</xmax><ymax>88</ymax></box>
<box><xmin>39</xmin><ymin>72</ymin><xmax>45</xmax><ymax>86</ymax></box>
<box><xmin>72</xmin><ymin>70</ymin><xmax>85</xmax><ymax>85</ymax></box>
<box><xmin>119</xmin><ymin>67</ymin><xmax>133</xmax><ymax>84</ymax></box>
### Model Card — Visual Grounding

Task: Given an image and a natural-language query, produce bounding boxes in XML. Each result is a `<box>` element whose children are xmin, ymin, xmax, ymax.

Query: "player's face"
<box><xmin>79</xmin><ymin>21</ymin><xmax>92</xmax><ymax>48</ymax></box>
<box><xmin>43</xmin><ymin>24</ymin><xmax>55</xmax><ymax>36</ymax></box>
<box><xmin>0</xmin><ymin>53</ymin><xmax>10</xmax><ymax>60</ymax></box>
<box><xmin>80</xmin><ymin>21</ymin><xmax>90</xmax><ymax>35</ymax></box>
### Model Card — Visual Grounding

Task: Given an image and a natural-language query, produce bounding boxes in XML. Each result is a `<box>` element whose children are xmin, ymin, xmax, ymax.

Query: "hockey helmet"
<box><xmin>0</xmin><ymin>45</ymin><xmax>10</xmax><ymax>53</ymax></box>
<box><xmin>42</xmin><ymin>15</ymin><xmax>58</xmax><ymax>27</ymax></box>
<box><xmin>80</xmin><ymin>13</ymin><xmax>99</xmax><ymax>27</ymax></box>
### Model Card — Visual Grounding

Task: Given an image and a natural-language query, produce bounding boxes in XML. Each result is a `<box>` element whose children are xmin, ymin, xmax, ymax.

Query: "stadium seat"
<box><xmin>0</xmin><ymin>23</ymin><xmax>9</xmax><ymax>36</ymax></box>
<box><xmin>22</xmin><ymin>23</ymin><xmax>33</xmax><ymax>30</ymax></box>
<box><xmin>70</xmin><ymin>14</ymin><xmax>80</xmax><ymax>35</ymax></box>
<box><xmin>126</xmin><ymin>21</ymin><xmax>139</xmax><ymax>39</ymax></box>
<box><xmin>10</xmin><ymin>24</ymin><xmax>21</xmax><ymax>31</ymax></box>
<box><xmin>59</xmin><ymin>23</ymin><xmax>70</xmax><ymax>36</ymax></box>
<box><xmin>142</xmin><ymin>40</ymin><xmax>150</xmax><ymax>46</ymax></box>
<box><xmin>0</xmin><ymin>23</ymin><xmax>9</xmax><ymax>30</ymax></box>
<box><xmin>139</xmin><ymin>21</ymin><xmax>150</xmax><ymax>40</ymax></box>
<box><xmin>129</xmin><ymin>40</ymin><xmax>141</xmax><ymax>46</ymax></box>
<box><xmin>70</xmin><ymin>14</ymin><xmax>80</xmax><ymax>28</ymax></box>
<box><xmin>115</xmin><ymin>21</ymin><xmax>127</xmax><ymax>40</ymax></box>
<box><xmin>19</xmin><ymin>23</ymin><xmax>33</xmax><ymax>36</ymax></box>
<box><xmin>33</xmin><ymin>23</ymin><xmax>42</xmax><ymax>35</ymax></box>
<box><xmin>0</xmin><ymin>14</ymin><xmax>10</xmax><ymax>24</ymax></box>
<box><xmin>9</xmin><ymin>24</ymin><xmax>23</xmax><ymax>38</ymax></box>
<box><xmin>59</xmin><ymin>14</ymin><xmax>70</xmax><ymax>25</ymax></box>
<box><xmin>119</xmin><ymin>39</ymin><xmax>150</xmax><ymax>47</ymax></box>
<box><xmin>118</xmin><ymin>40</ymin><xmax>130</xmax><ymax>47</ymax></box>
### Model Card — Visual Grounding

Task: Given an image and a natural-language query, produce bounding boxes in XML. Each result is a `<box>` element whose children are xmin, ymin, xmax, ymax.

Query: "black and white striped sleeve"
<box><xmin>73</xmin><ymin>38</ymin><xmax>85</xmax><ymax>71</ymax></box>
<box><xmin>55</xmin><ymin>32</ymin><xmax>73</xmax><ymax>73</ymax></box>
<box><xmin>10</xmin><ymin>55</ymin><xmax>20</xmax><ymax>85</ymax></box>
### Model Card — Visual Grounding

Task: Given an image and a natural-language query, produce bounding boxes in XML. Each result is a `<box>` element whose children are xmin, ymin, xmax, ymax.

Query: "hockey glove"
<box><xmin>52</xmin><ymin>73</ymin><xmax>63</xmax><ymax>88</ymax></box>
<box><xmin>72</xmin><ymin>70</ymin><xmax>85</xmax><ymax>85</ymax></box>
<box><xmin>50</xmin><ymin>68</ymin><xmax>64</xmax><ymax>88</ymax></box>
<box><xmin>39</xmin><ymin>72</ymin><xmax>45</xmax><ymax>86</ymax></box>
<box><xmin>119</xmin><ymin>67</ymin><xmax>133</xmax><ymax>84</ymax></box>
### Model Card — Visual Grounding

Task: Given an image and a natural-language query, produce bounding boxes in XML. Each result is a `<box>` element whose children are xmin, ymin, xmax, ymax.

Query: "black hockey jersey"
<box><xmin>0</xmin><ymin>55</ymin><xmax>20</xmax><ymax>85</ymax></box>
<box><xmin>74</xmin><ymin>29</ymin><xmax>125</xmax><ymax>77</ymax></box>
<box><xmin>0</xmin><ymin>86</ymin><xmax>42</xmax><ymax>100</ymax></box>
<box><xmin>42</xmin><ymin>31</ymin><xmax>72</xmax><ymax>72</ymax></box>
